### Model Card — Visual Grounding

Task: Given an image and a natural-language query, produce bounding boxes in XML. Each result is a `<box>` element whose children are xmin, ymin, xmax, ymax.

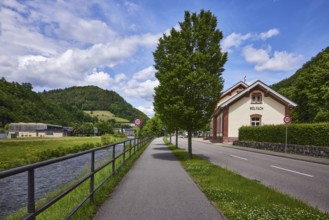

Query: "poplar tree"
<box><xmin>153</xmin><ymin>10</ymin><xmax>227</xmax><ymax>158</ymax></box>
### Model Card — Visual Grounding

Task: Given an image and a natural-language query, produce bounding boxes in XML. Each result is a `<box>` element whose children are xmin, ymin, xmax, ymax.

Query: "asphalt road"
<box><xmin>177</xmin><ymin>138</ymin><xmax>329</xmax><ymax>213</ymax></box>
<box><xmin>93</xmin><ymin>138</ymin><xmax>224</xmax><ymax>220</ymax></box>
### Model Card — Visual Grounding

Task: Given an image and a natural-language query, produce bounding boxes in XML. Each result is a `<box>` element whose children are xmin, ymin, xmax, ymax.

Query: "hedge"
<box><xmin>239</xmin><ymin>123</ymin><xmax>329</xmax><ymax>147</ymax></box>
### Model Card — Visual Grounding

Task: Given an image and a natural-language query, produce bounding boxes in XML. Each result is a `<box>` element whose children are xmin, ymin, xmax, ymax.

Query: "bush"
<box><xmin>101</xmin><ymin>133</ymin><xmax>127</xmax><ymax>145</ymax></box>
<box><xmin>239</xmin><ymin>123</ymin><xmax>329</xmax><ymax>147</ymax></box>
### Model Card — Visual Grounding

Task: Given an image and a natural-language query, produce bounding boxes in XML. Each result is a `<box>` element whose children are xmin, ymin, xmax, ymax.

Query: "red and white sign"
<box><xmin>283</xmin><ymin>115</ymin><xmax>292</xmax><ymax>124</ymax></box>
<box><xmin>134</xmin><ymin>118</ymin><xmax>142</xmax><ymax>127</ymax></box>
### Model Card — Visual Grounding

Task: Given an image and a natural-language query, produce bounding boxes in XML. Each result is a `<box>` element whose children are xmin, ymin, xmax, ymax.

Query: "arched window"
<box><xmin>251</xmin><ymin>92</ymin><xmax>262</xmax><ymax>104</ymax></box>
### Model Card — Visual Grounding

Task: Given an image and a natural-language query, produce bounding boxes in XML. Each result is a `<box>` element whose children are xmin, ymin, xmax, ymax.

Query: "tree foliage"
<box><xmin>272</xmin><ymin>47</ymin><xmax>329</xmax><ymax>122</ymax></box>
<box><xmin>153</xmin><ymin>10</ymin><xmax>227</xmax><ymax>158</ymax></box>
<box><xmin>141</xmin><ymin>115</ymin><xmax>165</xmax><ymax>137</ymax></box>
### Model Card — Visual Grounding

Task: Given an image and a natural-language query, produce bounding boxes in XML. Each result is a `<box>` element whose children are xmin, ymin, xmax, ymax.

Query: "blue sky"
<box><xmin>1</xmin><ymin>0</ymin><xmax>328</xmax><ymax>117</ymax></box>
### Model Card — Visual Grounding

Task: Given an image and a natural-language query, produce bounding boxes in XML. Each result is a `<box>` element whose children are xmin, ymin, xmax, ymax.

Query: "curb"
<box><xmin>192</xmin><ymin>138</ymin><xmax>329</xmax><ymax>166</ymax></box>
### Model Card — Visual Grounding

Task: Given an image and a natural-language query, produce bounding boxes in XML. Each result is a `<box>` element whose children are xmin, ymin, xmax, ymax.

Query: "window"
<box><xmin>251</xmin><ymin>93</ymin><xmax>262</xmax><ymax>104</ymax></box>
<box><xmin>251</xmin><ymin>117</ymin><xmax>261</xmax><ymax>126</ymax></box>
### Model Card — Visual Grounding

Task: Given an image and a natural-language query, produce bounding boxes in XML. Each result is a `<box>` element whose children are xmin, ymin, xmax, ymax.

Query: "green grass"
<box><xmin>163</xmin><ymin>137</ymin><xmax>329</xmax><ymax>220</ymax></box>
<box><xmin>0</xmin><ymin>136</ymin><xmax>126</xmax><ymax>170</ymax></box>
<box><xmin>84</xmin><ymin>110</ymin><xmax>130</xmax><ymax>123</ymax></box>
<box><xmin>5</xmin><ymin>139</ymin><xmax>152</xmax><ymax>220</ymax></box>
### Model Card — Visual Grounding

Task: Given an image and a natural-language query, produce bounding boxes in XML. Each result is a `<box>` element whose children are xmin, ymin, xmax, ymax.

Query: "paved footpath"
<box><xmin>93</xmin><ymin>138</ymin><xmax>224</xmax><ymax>220</ymax></box>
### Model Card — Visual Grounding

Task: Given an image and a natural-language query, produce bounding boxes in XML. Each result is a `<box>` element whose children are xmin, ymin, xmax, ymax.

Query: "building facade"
<box><xmin>9</xmin><ymin>123</ymin><xmax>71</xmax><ymax>137</ymax></box>
<box><xmin>210</xmin><ymin>80</ymin><xmax>297</xmax><ymax>143</ymax></box>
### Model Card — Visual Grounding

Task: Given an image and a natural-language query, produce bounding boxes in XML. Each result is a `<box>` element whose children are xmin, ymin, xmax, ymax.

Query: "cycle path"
<box><xmin>93</xmin><ymin>137</ymin><xmax>224</xmax><ymax>220</ymax></box>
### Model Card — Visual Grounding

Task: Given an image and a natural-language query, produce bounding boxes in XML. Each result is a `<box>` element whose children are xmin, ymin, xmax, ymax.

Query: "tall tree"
<box><xmin>153</xmin><ymin>10</ymin><xmax>227</xmax><ymax>158</ymax></box>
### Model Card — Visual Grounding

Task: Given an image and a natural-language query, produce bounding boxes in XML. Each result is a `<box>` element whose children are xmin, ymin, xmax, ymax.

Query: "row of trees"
<box><xmin>150</xmin><ymin>10</ymin><xmax>227</xmax><ymax>158</ymax></box>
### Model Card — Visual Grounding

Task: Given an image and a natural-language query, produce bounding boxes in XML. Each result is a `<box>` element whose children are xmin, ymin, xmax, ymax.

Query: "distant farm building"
<box><xmin>123</xmin><ymin>128</ymin><xmax>135</xmax><ymax>136</ymax></box>
<box><xmin>9</xmin><ymin>123</ymin><xmax>72</xmax><ymax>137</ymax></box>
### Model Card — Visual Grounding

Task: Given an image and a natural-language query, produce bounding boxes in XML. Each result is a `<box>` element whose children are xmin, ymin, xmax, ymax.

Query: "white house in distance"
<box><xmin>210</xmin><ymin>80</ymin><xmax>297</xmax><ymax>143</ymax></box>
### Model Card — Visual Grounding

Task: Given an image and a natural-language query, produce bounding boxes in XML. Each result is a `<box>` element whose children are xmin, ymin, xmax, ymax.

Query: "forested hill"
<box><xmin>271</xmin><ymin>46</ymin><xmax>329</xmax><ymax>122</ymax></box>
<box><xmin>42</xmin><ymin>86</ymin><xmax>148</xmax><ymax>122</ymax></box>
<box><xmin>0</xmin><ymin>78</ymin><xmax>94</xmax><ymax>127</ymax></box>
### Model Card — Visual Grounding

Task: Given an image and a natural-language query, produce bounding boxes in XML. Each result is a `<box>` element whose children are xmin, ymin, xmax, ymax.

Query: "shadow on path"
<box><xmin>153</xmin><ymin>146</ymin><xmax>170</xmax><ymax>151</ymax></box>
<box><xmin>152</xmin><ymin>151</ymin><xmax>211</xmax><ymax>162</ymax></box>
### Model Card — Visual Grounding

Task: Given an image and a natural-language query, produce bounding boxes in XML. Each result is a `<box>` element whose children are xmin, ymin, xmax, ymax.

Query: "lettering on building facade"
<box><xmin>250</xmin><ymin>106</ymin><xmax>263</xmax><ymax>110</ymax></box>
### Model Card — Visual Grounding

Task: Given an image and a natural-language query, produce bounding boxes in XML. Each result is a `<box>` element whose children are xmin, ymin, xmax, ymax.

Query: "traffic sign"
<box><xmin>283</xmin><ymin>115</ymin><xmax>292</xmax><ymax>124</ymax></box>
<box><xmin>134</xmin><ymin>118</ymin><xmax>142</xmax><ymax>127</ymax></box>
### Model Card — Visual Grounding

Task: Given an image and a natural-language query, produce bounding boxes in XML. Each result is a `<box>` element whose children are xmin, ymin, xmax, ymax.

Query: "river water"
<box><xmin>0</xmin><ymin>144</ymin><xmax>125</xmax><ymax>219</ymax></box>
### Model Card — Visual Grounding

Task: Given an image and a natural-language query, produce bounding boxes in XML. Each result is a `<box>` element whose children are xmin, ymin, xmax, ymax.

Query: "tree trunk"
<box><xmin>175</xmin><ymin>129</ymin><xmax>178</xmax><ymax>149</ymax></box>
<box><xmin>188</xmin><ymin>130</ymin><xmax>193</xmax><ymax>159</ymax></box>
<box><xmin>169</xmin><ymin>133</ymin><xmax>172</xmax><ymax>143</ymax></box>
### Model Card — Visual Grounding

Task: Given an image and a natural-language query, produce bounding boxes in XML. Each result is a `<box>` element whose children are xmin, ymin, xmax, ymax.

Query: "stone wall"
<box><xmin>233</xmin><ymin>141</ymin><xmax>329</xmax><ymax>158</ymax></box>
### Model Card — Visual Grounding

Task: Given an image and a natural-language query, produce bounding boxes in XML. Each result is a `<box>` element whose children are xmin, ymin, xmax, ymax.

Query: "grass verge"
<box><xmin>0</xmin><ymin>136</ymin><xmax>126</xmax><ymax>170</ymax></box>
<box><xmin>5</xmin><ymin>139</ymin><xmax>153</xmax><ymax>220</ymax></box>
<box><xmin>163</xmin><ymin>137</ymin><xmax>329</xmax><ymax>220</ymax></box>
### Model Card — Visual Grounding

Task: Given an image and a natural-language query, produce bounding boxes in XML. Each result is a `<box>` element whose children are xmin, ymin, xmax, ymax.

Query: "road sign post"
<box><xmin>283</xmin><ymin>115</ymin><xmax>292</xmax><ymax>153</ymax></box>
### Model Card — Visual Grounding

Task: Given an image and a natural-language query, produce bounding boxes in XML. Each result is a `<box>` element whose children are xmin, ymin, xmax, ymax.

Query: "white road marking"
<box><xmin>230</xmin><ymin>154</ymin><xmax>248</xmax><ymax>161</ymax></box>
<box><xmin>270</xmin><ymin>165</ymin><xmax>314</xmax><ymax>178</ymax></box>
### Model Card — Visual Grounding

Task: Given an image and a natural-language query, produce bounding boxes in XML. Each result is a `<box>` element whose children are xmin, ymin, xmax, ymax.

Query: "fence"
<box><xmin>0</xmin><ymin>136</ymin><xmax>153</xmax><ymax>220</ymax></box>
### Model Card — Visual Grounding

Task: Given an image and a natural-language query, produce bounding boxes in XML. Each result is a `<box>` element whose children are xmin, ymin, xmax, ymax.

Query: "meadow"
<box><xmin>84</xmin><ymin>110</ymin><xmax>130</xmax><ymax>123</ymax></box>
<box><xmin>0</xmin><ymin>136</ymin><xmax>126</xmax><ymax>170</ymax></box>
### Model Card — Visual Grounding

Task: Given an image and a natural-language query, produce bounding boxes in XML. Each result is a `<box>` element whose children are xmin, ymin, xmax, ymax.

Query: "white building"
<box><xmin>210</xmin><ymin>80</ymin><xmax>297</xmax><ymax>143</ymax></box>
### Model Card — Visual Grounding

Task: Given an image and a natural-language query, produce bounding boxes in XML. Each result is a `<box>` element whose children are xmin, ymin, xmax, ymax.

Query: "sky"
<box><xmin>1</xmin><ymin>0</ymin><xmax>328</xmax><ymax>118</ymax></box>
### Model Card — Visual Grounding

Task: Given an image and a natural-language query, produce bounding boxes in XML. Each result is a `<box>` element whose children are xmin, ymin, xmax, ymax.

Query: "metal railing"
<box><xmin>0</xmin><ymin>136</ymin><xmax>153</xmax><ymax>220</ymax></box>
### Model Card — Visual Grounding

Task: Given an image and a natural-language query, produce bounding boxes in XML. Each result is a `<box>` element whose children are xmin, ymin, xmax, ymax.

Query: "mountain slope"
<box><xmin>271</xmin><ymin>47</ymin><xmax>329</xmax><ymax>122</ymax></box>
<box><xmin>42</xmin><ymin>86</ymin><xmax>149</xmax><ymax>123</ymax></box>
<box><xmin>0</xmin><ymin>78</ymin><xmax>94</xmax><ymax>127</ymax></box>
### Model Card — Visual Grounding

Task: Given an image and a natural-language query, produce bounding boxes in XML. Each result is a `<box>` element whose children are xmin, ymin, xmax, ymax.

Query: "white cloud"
<box><xmin>137</xmin><ymin>105</ymin><xmax>155</xmax><ymax>118</ymax></box>
<box><xmin>242</xmin><ymin>45</ymin><xmax>270</xmax><ymax>64</ymax></box>
<box><xmin>255</xmin><ymin>51</ymin><xmax>303</xmax><ymax>71</ymax></box>
<box><xmin>122</xmin><ymin>79</ymin><xmax>159</xmax><ymax>101</ymax></box>
<box><xmin>222</xmin><ymin>33</ymin><xmax>252</xmax><ymax>51</ymax></box>
<box><xmin>133</xmin><ymin>66</ymin><xmax>156</xmax><ymax>81</ymax></box>
<box><xmin>258</xmin><ymin>28</ymin><xmax>280</xmax><ymax>40</ymax></box>
<box><xmin>222</xmin><ymin>28</ymin><xmax>280</xmax><ymax>52</ymax></box>
<box><xmin>242</xmin><ymin>45</ymin><xmax>303</xmax><ymax>72</ymax></box>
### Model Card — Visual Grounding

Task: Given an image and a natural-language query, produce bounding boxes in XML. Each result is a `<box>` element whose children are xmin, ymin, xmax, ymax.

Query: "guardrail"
<box><xmin>0</xmin><ymin>136</ymin><xmax>153</xmax><ymax>220</ymax></box>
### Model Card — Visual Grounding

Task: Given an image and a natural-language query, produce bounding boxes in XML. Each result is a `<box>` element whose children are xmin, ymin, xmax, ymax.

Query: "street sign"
<box><xmin>134</xmin><ymin>118</ymin><xmax>142</xmax><ymax>127</ymax></box>
<box><xmin>283</xmin><ymin>115</ymin><xmax>292</xmax><ymax>124</ymax></box>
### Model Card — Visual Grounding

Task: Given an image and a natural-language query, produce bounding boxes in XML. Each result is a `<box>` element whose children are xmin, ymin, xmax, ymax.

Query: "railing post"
<box><xmin>129</xmin><ymin>139</ymin><xmax>132</xmax><ymax>159</ymax></box>
<box><xmin>134</xmin><ymin>138</ymin><xmax>136</xmax><ymax>154</ymax></box>
<box><xmin>112</xmin><ymin>144</ymin><xmax>115</xmax><ymax>174</ymax></box>
<box><xmin>90</xmin><ymin>151</ymin><xmax>95</xmax><ymax>203</ymax></box>
<box><xmin>123</xmin><ymin>141</ymin><xmax>126</xmax><ymax>163</ymax></box>
<box><xmin>28</xmin><ymin>169</ymin><xmax>35</xmax><ymax>220</ymax></box>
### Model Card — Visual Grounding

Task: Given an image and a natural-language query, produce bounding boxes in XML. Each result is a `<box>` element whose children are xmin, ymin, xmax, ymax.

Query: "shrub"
<box><xmin>239</xmin><ymin>123</ymin><xmax>329</xmax><ymax>147</ymax></box>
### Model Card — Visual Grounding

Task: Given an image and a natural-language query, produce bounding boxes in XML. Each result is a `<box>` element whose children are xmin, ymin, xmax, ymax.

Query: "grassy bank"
<box><xmin>6</xmin><ymin>138</ymin><xmax>152</xmax><ymax>220</ymax></box>
<box><xmin>163</xmin><ymin>137</ymin><xmax>329</xmax><ymax>220</ymax></box>
<box><xmin>0</xmin><ymin>136</ymin><xmax>126</xmax><ymax>170</ymax></box>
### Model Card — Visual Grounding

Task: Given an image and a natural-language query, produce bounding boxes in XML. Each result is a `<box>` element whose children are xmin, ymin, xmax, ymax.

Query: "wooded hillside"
<box><xmin>0</xmin><ymin>78</ymin><xmax>95</xmax><ymax>127</ymax></box>
<box><xmin>272</xmin><ymin>47</ymin><xmax>329</xmax><ymax>122</ymax></box>
<box><xmin>42</xmin><ymin>86</ymin><xmax>148</xmax><ymax>123</ymax></box>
